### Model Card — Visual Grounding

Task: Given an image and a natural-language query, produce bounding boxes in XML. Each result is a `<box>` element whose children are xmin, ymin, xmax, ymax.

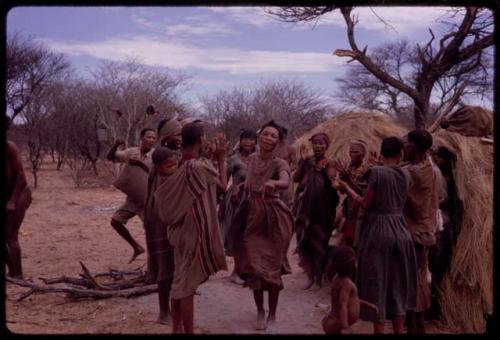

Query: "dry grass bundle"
<box><xmin>439</xmin><ymin>106</ymin><xmax>493</xmax><ymax>137</ymax></box>
<box><xmin>293</xmin><ymin>111</ymin><xmax>407</xmax><ymax>166</ymax></box>
<box><xmin>432</xmin><ymin>130</ymin><xmax>493</xmax><ymax>333</ymax></box>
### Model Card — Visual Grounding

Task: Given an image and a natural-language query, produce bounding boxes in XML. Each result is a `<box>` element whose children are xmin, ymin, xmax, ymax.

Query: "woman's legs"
<box><xmin>179</xmin><ymin>294</ymin><xmax>194</xmax><ymax>334</ymax></box>
<box><xmin>170</xmin><ymin>298</ymin><xmax>182</xmax><ymax>333</ymax></box>
<box><xmin>253</xmin><ymin>289</ymin><xmax>267</xmax><ymax>330</ymax></box>
<box><xmin>157</xmin><ymin>281</ymin><xmax>171</xmax><ymax>324</ymax></box>
<box><xmin>268</xmin><ymin>287</ymin><xmax>280</xmax><ymax>324</ymax></box>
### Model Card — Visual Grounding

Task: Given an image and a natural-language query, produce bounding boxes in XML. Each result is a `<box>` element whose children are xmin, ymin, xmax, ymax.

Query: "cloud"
<box><xmin>204</xmin><ymin>6</ymin><xmax>277</xmax><ymax>27</ymax></box>
<box><xmin>44</xmin><ymin>36</ymin><xmax>343</xmax><ymax>75</ymax></box>
<box><xmin>165</xmin><ymin>23</ymin><xmax>236</xmax><ymax>36</ymax></box>
<box><xmin>132</xmin><ymin>14</ymin><xmax>236</xmax><ymax>37</ymax></box>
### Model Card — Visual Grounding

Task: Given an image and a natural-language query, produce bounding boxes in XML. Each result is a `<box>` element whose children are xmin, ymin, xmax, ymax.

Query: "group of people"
<box><xmin>5</xmin><ymin>111</ymin><xmax>447</xmax><ymax>335</ymax></box>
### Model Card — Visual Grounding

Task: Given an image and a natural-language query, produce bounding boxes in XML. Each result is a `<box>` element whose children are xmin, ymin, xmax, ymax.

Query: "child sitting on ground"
<box><xmin>322</xmin><ymin>246</ymin><xmax>378</xmax><ymax>334</ymax></box>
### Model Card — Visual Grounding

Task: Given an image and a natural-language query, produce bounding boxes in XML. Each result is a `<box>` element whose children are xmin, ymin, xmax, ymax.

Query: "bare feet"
<box><xmin>129</xmin><ymin>246</ymin><xmax>145</xmax><ymax>263</ymax></box>
<box><xmin>229</xmin><ymin>273</ymin><xmax>244</xmax><ymax>285</ymax></box>
<box><xmin>157</xmin><ymin>313</ymin><xmax>172</xmax><ymax>325</ymax></box>
<box><xmin>266</xmin><ymin>315</ymin><xmax>276</xmax><ymax>330</ymax></box>
<box><xmin>256</xmin><ymin>311</ymin><xmax>267</xmax><ymax>330</ymax></box>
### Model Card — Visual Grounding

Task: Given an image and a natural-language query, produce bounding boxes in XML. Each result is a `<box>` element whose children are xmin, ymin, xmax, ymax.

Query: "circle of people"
<box><xmin>102</xmin><ymin>117</ymin><xmax>441</xmax><ymax>334</ymax></box>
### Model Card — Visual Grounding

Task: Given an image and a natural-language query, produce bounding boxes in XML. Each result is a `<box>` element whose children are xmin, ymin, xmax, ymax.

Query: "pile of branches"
<box><xmin>6</xmin><ymin>262</ymin><xmax>157</xmax><ymax>302</ymax></box>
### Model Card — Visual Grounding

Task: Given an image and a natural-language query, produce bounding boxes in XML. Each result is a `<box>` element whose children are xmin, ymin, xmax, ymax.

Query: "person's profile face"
<box><xmin>259</xmin><ymin>126</ymin><xmax>280</xmax><ymax>151</ymax></box>
<box><xmin>157</xmin><ymin>157</ymin><xmax>178</xmax><ymax>176</ymax></box>
<box><xmin>402</xmin><ymin>139</ymin><xmax>415</xmax><ymax>162</ymax></box>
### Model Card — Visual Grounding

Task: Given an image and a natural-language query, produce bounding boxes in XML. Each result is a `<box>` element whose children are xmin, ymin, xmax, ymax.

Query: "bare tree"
<box><xmin>6</xmin><ymin>33</ymin><xmax>70</xmax><ymax>123</ymax></box>
<box><xmin>90</xmin><ymin>60</ymin><xmax>190</xmax><ymax>147</ymax></box>
<box><xmin>201</xmin><ymin>79</ymin><xmax>330</xmax><ymax>144</ymax></box>
<box><xmin>268</xmin><ymin>7</ymin><xmax>494</xmax><ymax>128</ymax></box>
<box><xmin>334</xmin><ymin>38</ymin><xmax>492</xmax><ymax>127</ymax></box>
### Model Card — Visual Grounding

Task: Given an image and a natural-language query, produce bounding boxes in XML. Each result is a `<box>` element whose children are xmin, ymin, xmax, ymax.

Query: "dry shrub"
<box><xmin>432</xmin><ymin>130</ymin><xmax>493</xmax><ymax>333</ymax></box>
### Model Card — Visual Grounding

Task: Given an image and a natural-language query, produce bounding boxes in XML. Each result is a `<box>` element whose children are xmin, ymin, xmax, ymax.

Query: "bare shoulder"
<box><xmin>7</xmin><ymin>141</ymin><xmax>20</xmax><ymax>155</ymax></box>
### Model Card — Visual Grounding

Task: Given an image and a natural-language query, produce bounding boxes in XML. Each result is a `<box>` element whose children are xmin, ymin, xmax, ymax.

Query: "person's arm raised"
<box><xmin>106</xmin><ymin>139</ymin><xmax>125</xmax><ymax>162</ymax></box>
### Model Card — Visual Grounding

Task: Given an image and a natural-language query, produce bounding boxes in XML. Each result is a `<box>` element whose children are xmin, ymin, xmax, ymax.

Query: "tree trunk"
<box><xmin>32</xmin><ymin>166</ymin><xmax>38</xmax><ymax>189</ymax></box>
<box><xmin>413</xmin><ymin>106</ymin><xmax>426</xmax><ymax>129</ymax></box>
<box><xmin>91</xmin><ymin>160</ymin><xmax>99</xmax><ymax>176</ymax></box>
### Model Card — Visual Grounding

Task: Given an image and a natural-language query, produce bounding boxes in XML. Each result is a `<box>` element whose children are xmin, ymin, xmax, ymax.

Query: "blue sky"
<box><xmin>7</xmin><ymin>6</ymin><xmax>493</xmax><ymax>110</ymax></box>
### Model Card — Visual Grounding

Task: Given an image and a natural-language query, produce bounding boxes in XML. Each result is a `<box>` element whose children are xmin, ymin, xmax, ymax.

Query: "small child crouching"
<box><xmin>322</xmin><ymin>246</ymin><xmax>378</xmax><ymax>334</ymax></box>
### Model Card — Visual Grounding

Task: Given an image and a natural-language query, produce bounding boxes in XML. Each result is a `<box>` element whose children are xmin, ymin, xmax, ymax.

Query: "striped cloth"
<box><xmin>154</xmin><ymin>157</ymin><xmax>227</xmax><ymax>299</ymax></box>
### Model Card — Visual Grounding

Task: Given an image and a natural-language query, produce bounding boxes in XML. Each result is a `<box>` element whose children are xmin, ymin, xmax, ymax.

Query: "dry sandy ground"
<box><xmin>5</xmin><ymin>159</ymin><xmax>453</xmax><ymax>335</ymax></box>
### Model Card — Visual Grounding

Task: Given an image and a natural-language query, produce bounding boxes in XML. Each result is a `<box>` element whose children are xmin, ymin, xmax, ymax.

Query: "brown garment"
<box><xmin>154</xmin><ymin>158</ymin><xmax>227</xmax><ymax>299</ymax></box>
<box><xmin>403</xmin><ymin>158</ymin><xmax>439</xmax><ymax>246</ymax></box>
<box><xmin>237</xmin><ymin>154</ymin><xmax>294</xmax><ymax>290</ymax></box>
<box><xmin>403</xmin><ymin>158</ymin><xmax>439</xmax><ymax>312</ymax></box>
<box><xmin>293</xmin><ymin>156</ymin><xmax>339</xmax><ymax>280</ymax></box>
<box><xmin>144</xmin><ymin>169</ymin><xmax>174</xmax><ymax>283</ymax></box>
<box><xmin>273</xmin><ymin>142</ymin><xmax>296</xmax><ymax>205</ymax></box>
<box><xmin>113</xmin><ymin>147</ymin><xmax>153</xmax><ymax>205</ymax></box>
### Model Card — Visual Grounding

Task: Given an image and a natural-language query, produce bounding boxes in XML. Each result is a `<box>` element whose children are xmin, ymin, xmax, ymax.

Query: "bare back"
<box><xmin>330</xmin><ymin>276</ymin><xmax>360</xmax><ymax>326</ymax></box>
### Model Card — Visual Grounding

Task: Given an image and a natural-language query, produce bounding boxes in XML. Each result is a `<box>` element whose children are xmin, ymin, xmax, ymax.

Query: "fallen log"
<box><xmin>38</xmin><ymin>276</ymin><xmax>93</xmax><ymax>288</ymax></box>
<box><xmin>6</xmin><ymin>276</ymin><xmax>158</xmax><ymax>301</ymax></box>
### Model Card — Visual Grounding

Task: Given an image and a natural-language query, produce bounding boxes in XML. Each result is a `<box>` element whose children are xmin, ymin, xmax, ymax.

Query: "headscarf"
<box><xmin>159</xmin><ymin>118</ymin><xmax>182</xmax><ymax>143</ymax></box>
<box><xmin>178</xmin><ymin>117</ymin><xmax>202</xmax><ymax>127</ymax></box>
<box><xmin>309</xmin><ymin>132</ymin><xmax>330</xmax><ymax>148</ymax></box>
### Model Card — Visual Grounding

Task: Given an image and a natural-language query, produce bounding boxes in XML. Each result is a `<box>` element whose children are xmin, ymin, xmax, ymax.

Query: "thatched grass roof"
<box><xmin>439</xmin><ymin>105</ymin><xmax>493</xmax><ymax>137</ymax></box>
<box><xmin>294</xmin><ymin>111</ymin><xmax>493</xmax><ymax>333</ymax></box>
<box><xmin>293</xmin><ymin>112</ymin><xmax>407</xmax><ymax>167</ymax></box>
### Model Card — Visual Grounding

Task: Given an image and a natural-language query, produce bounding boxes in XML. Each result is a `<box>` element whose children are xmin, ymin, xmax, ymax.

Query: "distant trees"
<box><xmin>6</xmin><ymin>33</ymin><xmax>190</xmax><ymax>188</ymax></box>
<box><xmin>268</xmin><ymin>7</ymin><xmax>494</xmax><ymax>128</ymax></box>
<box><xmin>202</xmin><ymin>79</ymin><xmax>331</xmax><ymax>144</ymax></box>
<box><xmin>6</xmin><ymin>33</ymin><xmax>70</xmax><ymax>123</ymax></box>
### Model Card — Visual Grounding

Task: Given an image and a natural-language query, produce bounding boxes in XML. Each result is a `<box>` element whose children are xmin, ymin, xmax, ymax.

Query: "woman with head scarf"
<box><xmin>293</xmin><ymin>132</ymin><xmax>339</xmax><ymax>290</ymax></box>
<box><xmin>219</xmin><ymin>128</ymin><xmax>257</xmax><ymax>284</ymax></box>
<box><xmin>231</xmin><ymin>120</ymin><xmax>294</xmax><ymax>331</ymax></box>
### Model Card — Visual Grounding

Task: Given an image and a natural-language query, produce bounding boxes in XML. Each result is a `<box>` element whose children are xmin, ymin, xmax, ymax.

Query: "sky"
<box><xmin>7</xmin><ymin>6</ymin><xmax>493</xmax><ymax>110</ymax></box>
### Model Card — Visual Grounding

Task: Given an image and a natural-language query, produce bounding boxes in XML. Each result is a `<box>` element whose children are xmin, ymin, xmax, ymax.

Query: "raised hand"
<box><xmin>259</xmin><ymin>180</ymin><xmax>276</xmax><ymax>195</ymax></box>
<box><xmin>212</xmin><ymin>132</ymin><xmax>228</xmax><ymax>160</ymax></box>
<box><xmin>299</xmin><ymin>144</ymin><xmax>308</xmax><ymax>160</ymax></box>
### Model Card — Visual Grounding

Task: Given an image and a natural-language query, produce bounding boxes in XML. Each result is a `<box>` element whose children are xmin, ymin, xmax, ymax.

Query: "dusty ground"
<box><xmin>5</xmin><ymin>158</ymin><xmax>453</xmax><ymax>335</ymax></box>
